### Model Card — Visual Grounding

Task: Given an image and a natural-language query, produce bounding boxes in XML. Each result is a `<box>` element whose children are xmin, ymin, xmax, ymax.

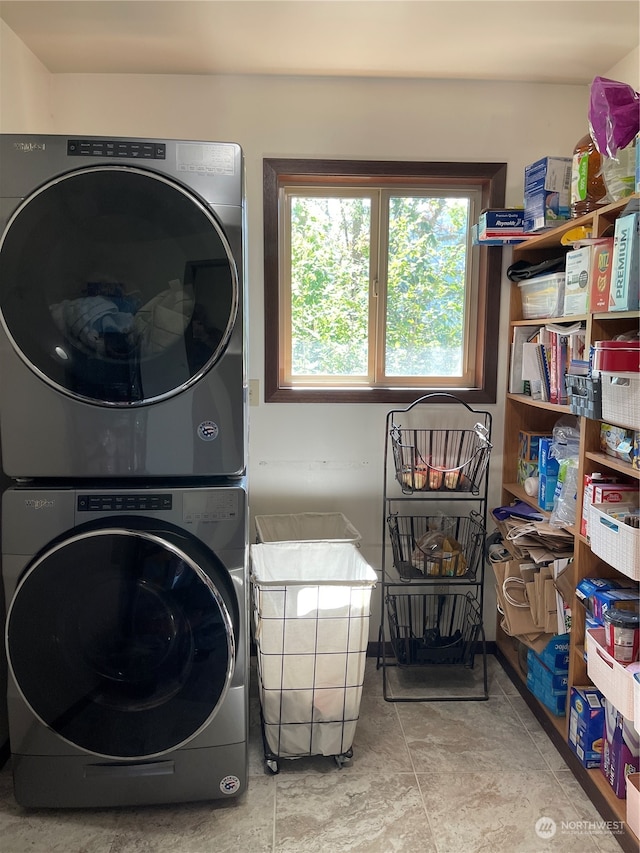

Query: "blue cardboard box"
<box><xmin>568</xmin><ymin>686</ymin><xmax>605</xmax><ymax>768</ymax></box>
<box><xmin>538</xmin><ymin>473</ymin><xmax>558</xmax><ymax>511</ymax></box>
<box><xmin>538</xmin><ymin>438</ymin><xmax>559</xmax><ymax>477</ymax></box>
<box><xmin>591</xmin><ymin>588</ymin><xmax>640</xmax><ymax>623</ymax></box>
<box><xmin>536</xmin><ymin>632</ymin><xmax>570</xmax><ymax>672</ymax></box>
<box><xmin>526</xmin><ymin>651</ymin><xmax>567</xmax><ymax>715</ymax></box>
<box><xmin>524</xmin><ymin>157</ymin><xmax>572</xmax><ymax>233</ymax></box>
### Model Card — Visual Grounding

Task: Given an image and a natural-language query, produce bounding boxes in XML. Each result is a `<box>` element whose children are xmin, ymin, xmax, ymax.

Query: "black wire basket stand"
<box><xmin>378</xmin><ymin>393</ymin><xmax>492</xmax><ymax>702</ymax></box>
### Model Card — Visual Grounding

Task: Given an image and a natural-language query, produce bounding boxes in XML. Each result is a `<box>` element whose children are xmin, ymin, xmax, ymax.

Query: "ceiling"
<box><xmin>1</xmin><ymin>0</ymin><xmax>639</xmax><ymax>85</ymax></box>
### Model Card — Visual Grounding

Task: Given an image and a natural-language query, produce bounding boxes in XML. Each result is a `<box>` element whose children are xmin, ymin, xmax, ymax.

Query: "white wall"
<box><xmin>1</xmin><ymin>25</ymin><xmax>638</xmax><ymax>643</ymax></box>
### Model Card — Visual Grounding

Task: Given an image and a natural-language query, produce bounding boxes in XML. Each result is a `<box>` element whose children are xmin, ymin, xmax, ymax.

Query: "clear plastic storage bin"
<box><xmin>250</xmin><ymin>541</ymin><xmax>376</xmax><ymax>771</ymax></box>
<box><xmin>518</xmin><ymin>273</ymin><xmax>565</xmax><ymax>319</ymax></box>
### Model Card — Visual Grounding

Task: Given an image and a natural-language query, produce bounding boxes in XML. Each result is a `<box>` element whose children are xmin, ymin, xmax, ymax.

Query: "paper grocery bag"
<box><xmin>494</xmin><ymin>559</ymin><xmax>543</xmax><ymax>638</ymax></box>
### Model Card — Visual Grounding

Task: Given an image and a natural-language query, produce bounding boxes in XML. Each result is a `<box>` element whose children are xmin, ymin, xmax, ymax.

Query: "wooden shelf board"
<box><xmin>507</xmin><ymin>393</ymin><xmax>571</xmax><ymax>413</ymax></box>
<box><xmin>512</xmin><ymin>315</ymin><xmax>587</xmax><ymax>327</ymax></box>
<box><xmin>585</xmin><ymin>451</ymin><xmax>640</xmax><ymax>481</ymax></box>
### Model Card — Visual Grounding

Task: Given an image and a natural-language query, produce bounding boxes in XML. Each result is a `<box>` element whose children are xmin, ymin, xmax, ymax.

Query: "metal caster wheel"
<box><xmin>265</xmin><ymin>758</ymin><xmax>279</xmax><ymax>775</ymax></box>
<box><xmin>334</xmin><ymin>748</ymin><xmax>353</xmax><ymax>769</ymax></box>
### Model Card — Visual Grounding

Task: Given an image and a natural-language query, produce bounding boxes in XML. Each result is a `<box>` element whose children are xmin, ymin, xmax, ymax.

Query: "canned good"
<box><xmin>603</xmin><ymin>606</ymin><xmax>640</xmax><ymax>663</ymax></box>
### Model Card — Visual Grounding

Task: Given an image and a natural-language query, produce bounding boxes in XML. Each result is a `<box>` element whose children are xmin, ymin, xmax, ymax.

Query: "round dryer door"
<box><xmin>0</xmin><ymin>166</ymin><xmax>238</xmax><ymax>405</ymax></box>
<box><xmin>6</xmin><ymin>526</ymin><xmax>236</xmax><ymax>759</ymax></box>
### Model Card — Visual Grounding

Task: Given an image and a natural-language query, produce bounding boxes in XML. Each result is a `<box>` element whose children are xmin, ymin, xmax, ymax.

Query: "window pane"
<box><xmin>290</xmin><ymin>196</ymin><xmax>370</xmax><ymax>376</ymax></box>
<box><xmin>385</xmin><ymin>196</ymin><xmax>469</xmax><ymax>377</ymax></box>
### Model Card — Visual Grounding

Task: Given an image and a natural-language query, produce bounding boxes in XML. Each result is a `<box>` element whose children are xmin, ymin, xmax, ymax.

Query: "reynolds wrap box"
<box><xmin>478</xmin><ymin>209</ymin><xmax>525</xmax><ymax>239</ymax></box>
<box><xmin>611</xmin><ymin>212</ymin><xmax>640</xmax><ymax>311</ymax></box>
<box><xmin>524</xmin><ymin>157</ymin><xmax>571</xmax><ymax>233</ymax></box>
<box><xmin>568</xmin><ymin>686</ymin><xmax>605</xmax><ymax>768</ymax></box>
<box><xmin>564</xmin><ymin>246</ymin><xmax>592</xmax><ymax>315</ymax></box>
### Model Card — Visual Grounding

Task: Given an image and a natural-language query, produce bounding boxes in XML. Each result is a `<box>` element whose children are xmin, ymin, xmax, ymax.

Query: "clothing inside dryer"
<box><xmin>6</xmin><ymin>525</ymin><xmax>238</xmax><ymax>758</ymax></box>
<box><xmin>0</xmin><ymin>167</ymin><xmax>237</xmax><ymax>403</ymax></box>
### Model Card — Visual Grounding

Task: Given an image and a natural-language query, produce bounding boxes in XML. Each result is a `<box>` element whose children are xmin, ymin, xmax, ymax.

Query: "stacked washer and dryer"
<box><xmin>0</xmin><ymin>135</ymin><xmax>249</xmax><ymax>807</ymax></box>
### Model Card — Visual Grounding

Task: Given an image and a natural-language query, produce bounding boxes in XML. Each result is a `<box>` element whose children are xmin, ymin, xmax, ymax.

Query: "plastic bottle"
<box><xmin>570</xmin><ymin>132</ymin><xmax>607</xmax><ymax>218</ymax></box>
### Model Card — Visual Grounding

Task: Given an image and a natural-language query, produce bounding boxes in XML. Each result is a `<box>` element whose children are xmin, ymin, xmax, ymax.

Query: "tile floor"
<box><xmin>0</xmin><ymin>655</ymin><xmax>626</xmax><ymax>853</ymax></box>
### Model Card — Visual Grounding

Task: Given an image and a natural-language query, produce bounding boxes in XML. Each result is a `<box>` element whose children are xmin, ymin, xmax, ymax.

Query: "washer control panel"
<box><xmin>67</xmin><ymin>139</ymin><xmax>167</xmax><ymax>159</ymax></box>
<box><xmin>77</xmin><ymin>494</ymin><xmax>173</xmax><ymax>512</ymax></box>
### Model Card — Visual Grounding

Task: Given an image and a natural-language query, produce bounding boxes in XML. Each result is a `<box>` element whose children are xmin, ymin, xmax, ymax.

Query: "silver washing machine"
<box><xmin>2</xmin><ymin>482</ymin><xmax>248</xmax><ymax>808</ymax></box>
<box><xmin>0</xmin><ymin>135</ymin><xmax>246</xmax><ymax>479</ymax></box>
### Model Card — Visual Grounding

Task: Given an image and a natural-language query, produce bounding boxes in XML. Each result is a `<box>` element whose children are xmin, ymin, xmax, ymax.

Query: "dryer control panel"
<box><xmin>77</xmin><ymin>494</ymin><xmax>173</xmax><ymax>512</ymax></box>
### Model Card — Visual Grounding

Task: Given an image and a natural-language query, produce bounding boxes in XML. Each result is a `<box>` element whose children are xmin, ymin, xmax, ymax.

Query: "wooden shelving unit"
<box><xmin>496</xmin><ymin>193</ymin><xmax>640</xmax><ymax>853</ymax></box>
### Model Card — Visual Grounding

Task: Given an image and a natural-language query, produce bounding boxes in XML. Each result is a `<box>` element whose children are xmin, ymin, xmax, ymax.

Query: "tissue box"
<box><xmin>519</xmin><ymin>430</ymin><xmax>552</xmax><ymax>462</ymax></box>
<box><xmin>568</xmin><ymin>686</ymin><xmax>605</xmax><ymax>769</ymax></box>
<box><xmin>524</xmin><ymin>157</ymin><xmax>572</xmax><ymax>232</ymax></box>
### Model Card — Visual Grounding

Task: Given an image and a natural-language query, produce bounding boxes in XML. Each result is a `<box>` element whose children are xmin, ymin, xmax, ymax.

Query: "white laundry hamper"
<box><xmin>250</xmin><ymin>541</ymin><xmax>377</xmax><ymax>772</ymax></box>
<box><xmin>254</xmin><ymin>512</ymin><xmax>361</xmax><ymax>544</ymax></box>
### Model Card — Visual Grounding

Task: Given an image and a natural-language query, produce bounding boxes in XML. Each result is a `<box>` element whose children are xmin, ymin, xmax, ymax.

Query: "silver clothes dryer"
<box><xmin>2</xmin><ymin>482</ymin><xmax>248</xmax><ymax>807</ymax></box>
<box><xmin>0</xmin><ymin>135</ymin><xmax>246</xmax><ymax>479</ymax></box>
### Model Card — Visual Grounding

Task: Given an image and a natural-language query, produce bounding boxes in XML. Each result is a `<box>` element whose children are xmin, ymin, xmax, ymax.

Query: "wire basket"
<box><xmin>391</xmin><ymin>423</ymin><xmax>491</xmax><ymax>495</ymax></box>
<box><xmin>386</xmin><ymin>592</ymin><xmax>482</xmax><ymax>667</ymax></box>
<box><xmin>387</xmin><ymin>512</ymin><xmax>485</xmax><ymax>581</ymax></box>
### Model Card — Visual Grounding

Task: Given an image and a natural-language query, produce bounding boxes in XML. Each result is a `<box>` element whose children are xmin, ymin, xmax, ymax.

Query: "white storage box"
<box><xmin>586</xmin><ymin>628</ymin><xmax>636</xmax><ymax>720</ymax></box>
<box><xmin>518</xmin><ymin>273</ymin><xmax>565</xmax><ymax>319</ymax></box>
<box><xmin>590</xmin><ymin>500</ymin><xmax>640</xmax><ymax>580</ymax></box>
<box><xmin>250</xmin><ymin>542</ymin><xmax>377</xmax><ymax>760</ymax></box>
<box><xmin>627</xmin><ymin>773</ymin><xmax>640</xmax><ymax>839</ymax></box>
<box><xmin>633</xmin><ymin>667</ymin><xmax>640</xmax><ymax>737</ymax></box>
<box><xmin>255</xmin><ymin>512</ymin><xmax>361</xmax><ymax>544</ymax></box>
<box><xmin>600</xmin><ymin>371</ymin><xmax>640</xmax><ymax>430</ymax></box>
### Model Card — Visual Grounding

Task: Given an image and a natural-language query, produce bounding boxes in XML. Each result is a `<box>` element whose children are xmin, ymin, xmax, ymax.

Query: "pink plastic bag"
<box><xmin>588</xmin><ymin>76</ymin><xmax>639</xmax><ymax>158</ymax></box>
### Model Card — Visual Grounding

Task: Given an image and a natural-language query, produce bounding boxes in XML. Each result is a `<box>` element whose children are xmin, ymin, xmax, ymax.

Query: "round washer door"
<box><xmin>0</xmin><ymin>166</ymin><xmax>238</xmax><ymax>405</ymax></box>
<box><xmin>6</xmin><ymin>526</ymin><xmax>236</xmax><ymax>760</ymax></box>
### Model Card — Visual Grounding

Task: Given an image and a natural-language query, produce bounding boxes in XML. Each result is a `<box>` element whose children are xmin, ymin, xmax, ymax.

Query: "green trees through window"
<box><xmin>263</xmin><ymin>158</ymin><xmax>506</xmax><ymax>403</ymax></box>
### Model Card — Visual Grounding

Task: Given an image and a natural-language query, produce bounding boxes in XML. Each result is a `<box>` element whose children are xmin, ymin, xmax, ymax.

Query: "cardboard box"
<box><xmin>568</xmin><ymin>686</ymin><xmax>605</xmax><ymax>769</ymax></box>
<box><xmin>575</xmin><ymin>577</ymin><xmax>637</xmax><ymax>616</ymax></box>
<box><xmin>536</xmin><ymin>632</ymin><xmax>570</xmax><ymax>671</ymax></box>
<box><xmin>518</xmin><ymin>430</ymin><xmax>552</xmax><ymax>463</ymax></box>
<box><xmin>526</xmin><ymin>647</ymin><xmax>568</xmax><ymax>715</ymax></box>
<box><xmin>591</xmin><ymin>588</ymin><xmax>640</xmax><ymax>624</ymax></box>
<box><xmin>564</xmin><ymin>245</ymin><xmax>592</xmax><ymax>315</ymax></box>
<box><xmin>478</xmin><ymin>209</ymin><xmax>525</xmax><ymax>238</ymax></box>
<box><xmin>600</xmin><ymin>423</ymin><xmax>635</xmax><ymax>464</ymax></box>
<box><xmin>611</xmin><ymin>212</ymin><xmax>640</xmax><ymax>311</ymax></box>
<box><xmin>517</xmin><ymin>458</ymin><xmax>538</xmax><ymax>486</ymax></box>
<box><xmin>538</xmin><ymin>438</ymin><xmax>559</xmax><ymax>477</ymax></box>
<box><xmin>580</xmin><ymin>473</ymin><xmax>618</xmax><ymax>538</ymax></box>
<box><xmin>523</xmin><ymin>157</ymin><xmax>572</xmax><ymax>233</ymax></box>
<box><xmin>601</xmin><ymin>698</ymin><xmax>640</xmax><ymax>798</ymax></box>
<box><xmin>589</xmin><ymin>238</ymin><xmax>614</xmax><ymax>312</ymax></box>
<box><xmin>538</xmin><ymin>473</ymin><xmax>558</xmax><ymax>511</ymax></box>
